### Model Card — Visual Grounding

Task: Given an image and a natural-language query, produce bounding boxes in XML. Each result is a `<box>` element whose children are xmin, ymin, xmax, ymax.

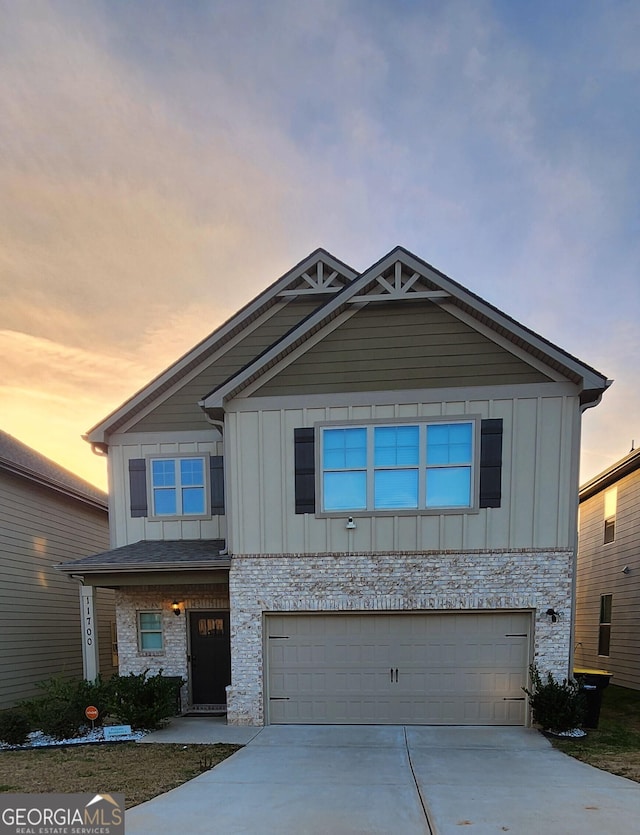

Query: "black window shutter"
<box><xmin>479</xmin><ymin>419</ymin><xmax>503</xmax><ymax>508</ymax></box>
<box><xmin>129</xmin><ymin>458</ymin><xmax>148</xmax><ymax>517</ymax></box>
<box><xmin>210</xmin><ymin>455</ymin><xmax>225</xmax><ymax>515</ymax></box>
<box><xmin>294</xmin><ymin>428</ymin><xmax>315</xmax><ymax>514</ymax></box>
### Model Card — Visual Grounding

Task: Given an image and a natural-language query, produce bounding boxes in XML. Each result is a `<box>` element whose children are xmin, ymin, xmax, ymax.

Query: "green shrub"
<box><xmin>0</xmin><ymin>710</ymin><xmax>31</xmax><ymax>746</ymax></box>
<box><xmin>104</xmin><ymin>670</ymin><xmax>183</xmax><ymax>730</ymax></box>
<box><xmin>523</xmin><ymin>665</ymin><xmax>586</xmax><ymax>733</ymax></box>
<box><xmin>21</xmin><ymin>676</ymin><xmax>110</xmax><ymax>740</ymax></box>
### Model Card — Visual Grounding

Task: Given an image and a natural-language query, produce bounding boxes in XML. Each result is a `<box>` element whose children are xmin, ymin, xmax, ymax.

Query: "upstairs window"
<box><xmin>603</xmin><ymin>487</ymin><xmax>616</xmax><ymax>544</ymax></box>
<box><xmin>151</xmin><ymin>457</ymin><xmax>206</xmax><ymax>517</ymax></box>
<box><xmin>321</xmin><ymin>420</ymin><xmax>474</xmax><ymax>513</ymax></box>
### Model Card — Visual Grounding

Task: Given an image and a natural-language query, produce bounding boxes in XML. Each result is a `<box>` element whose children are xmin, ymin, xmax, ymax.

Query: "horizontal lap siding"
<box><xmin>229</xmin><ymin>392</ymin><xmax>578</xmax><ymax>554</ymax></box>
<box><xmin>575</xmin><ymin>469</ymin><xmax>640</xmax><ymax>689</ymax></box>
<box><xmin>254</xmin><ymin>303</ymin><xmax>550</xmax><ymax>396</ymax></box>
<box><xmin>130</xmin><ymin>300</ymin><xmax>320</xmax><ymax>433</ymax></box>
<box><xmin>0</xmin><ymin>474</ymin><xmax>112</xmax><ymax>708</ymax></box>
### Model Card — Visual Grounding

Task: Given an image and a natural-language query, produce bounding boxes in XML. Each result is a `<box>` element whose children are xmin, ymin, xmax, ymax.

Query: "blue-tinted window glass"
<box><xmin>427</xmin><ymin>423</ymin><xmax>472</xmax><ymax>465</ymax></box>
<box><xmin>374</xmin><ymin>469</ymin><xmax>419</xmax><ymax>509</ymax></box>
<box><xmin>324</xmin><ymin>471</ymin><xmax>367</xmax><ymax>510</ymax></box>
<box><xmin>323</xmin><ymin>428</ymin><xmax>367</xmax><ymax>469</ymax></box>
<box><xmin>140</xmin><ymin>631</ymin><xmax>163</xmax><ymax>650</ymax></box>
<box><xmin>139</xmin><ymin>612</ymin><xmax>163</xmax><ymax>651</ymax></box>
<box><xmin>180</xmin><ymin>458</ymin><xmax>204</xmax><ymax>486</ymax></box>
<box><xmin>374</xmin><ymin>426</ymin><xmax>419</xmax><ymax>466</ymax></box>
<box><xmin>154</xmin><ymin>489</ymin><xmax>177</xmax><ymax>515</ymax></box>
<box><xmin>152</xmin><ymin>459</ymin><xmax>175</xmax><ymax>487</ymax></box>
<box><xmin>182</xmin><ymin>487</ymin><xmax>205</xmax><ymax>515</ymax></box>
<box><xmin>139</xmin><ymin>612</ymin><xmax>162</xmax><ymax>630</ymax></box>
<box><xmin>426</xmin><ymin>467</ymin><xmax>471</xmax><ymax>507</ymax></box>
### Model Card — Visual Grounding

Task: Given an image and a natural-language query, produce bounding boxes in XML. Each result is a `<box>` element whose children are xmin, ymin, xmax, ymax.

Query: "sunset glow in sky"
<box><xmin>1</xmin><ymin>0</ymin><xmax>638</xmax><ymax>490</ymax></box>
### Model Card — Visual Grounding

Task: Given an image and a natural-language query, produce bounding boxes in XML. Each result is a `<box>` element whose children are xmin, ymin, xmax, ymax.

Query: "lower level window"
<box><xmin>321</xmin><ymin>420</ymin><xmax>474</xmax><ymax>512</ymax></box>
<box><xmin>138</xmin><ymin>611</ymin><xmax>163</xmax><ymax>651</ymax></box>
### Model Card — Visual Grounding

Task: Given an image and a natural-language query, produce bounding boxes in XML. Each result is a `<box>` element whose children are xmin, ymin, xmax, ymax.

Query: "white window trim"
<box><xmin>137</xmin><ymin>610</ymin><xmax>164</xmax><ymax>654</ymax></box>
<box><xmin>146</xmin><ymin>453</ymin><xmax>211</xmax><ymax>521</ymax></box>
<box><xmin>315</xmin><ymin>415</ymin><xmax>481</xmax><ymax>517</ymax></box>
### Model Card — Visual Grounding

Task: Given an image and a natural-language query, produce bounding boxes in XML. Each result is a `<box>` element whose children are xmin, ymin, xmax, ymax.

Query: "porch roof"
<box><xmin>56</xmin><ymin>539</ymin><xmax>230</xmax><ymax>574</ymax></box>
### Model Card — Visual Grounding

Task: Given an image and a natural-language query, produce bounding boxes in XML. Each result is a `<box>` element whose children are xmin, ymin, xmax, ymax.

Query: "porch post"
<box><xmin>79</xmin><ymin>585</ymin><xmax>99</xmax><ymax>681</ymax></box>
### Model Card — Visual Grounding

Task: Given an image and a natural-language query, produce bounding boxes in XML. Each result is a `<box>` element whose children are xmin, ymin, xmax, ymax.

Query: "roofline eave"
<box><xmin>84</xmin><ymin>249</ymin><xmax>358</xmax><ymax>445</ymax></box>
<box><xmin>56</xmin><ymin>560</ymin><xmax>232</xmax><ymax>574</ymax></box>
<box><xmin>200</xmin><ymin>247</ymin><xmax>610</xmax><ymax>409</ymax></box>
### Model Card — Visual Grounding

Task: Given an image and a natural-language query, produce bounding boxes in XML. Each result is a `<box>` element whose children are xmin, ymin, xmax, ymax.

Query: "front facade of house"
<box><xmin>575</xmin><ymin>448</ymin><xmax>640</xmax><ymax>690</ymax></box>
<box><xmin>59</xmin><ymin>247</ymin><xmax>609</xmax><ymax>725</ymax></box>
<box><xmin>0</xmin><ymin>431</ymin><xmax>116</xmax><ymax>709</ymax></box>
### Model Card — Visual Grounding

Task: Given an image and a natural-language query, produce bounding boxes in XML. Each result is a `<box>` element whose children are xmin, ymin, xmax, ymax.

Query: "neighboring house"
<box><xmin>0</xmin><ymin>431</ymin><xmax>115</xmax><ymax>709</ymax></box>
<box><xmin>575</xmin><ymin>447</ymin><xmax>640</xmax><ymax>690</ymax></box>
<box><xmin>58</xmin><ymin>247</ymin><xmax>609</xmax><ymax>726</ymax></box>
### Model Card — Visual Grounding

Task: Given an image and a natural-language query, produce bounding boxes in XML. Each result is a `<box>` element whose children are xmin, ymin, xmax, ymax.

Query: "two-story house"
<box><xmin>1</xmin><ymin>430</ymin><xmax>115</xmax><ymax>708</ymax></box>
<box><xmin>59</xmin><ymin>246</ymin><xmax>609</xmax><ymax>726</ymax></box>
<box><xmin>575</xmin><ymin>446</ymin><xmax>640</xmax><ymax>690</ymax></box>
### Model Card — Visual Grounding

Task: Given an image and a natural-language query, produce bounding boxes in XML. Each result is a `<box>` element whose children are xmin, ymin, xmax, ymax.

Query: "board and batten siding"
<box><xmin>253</xmin><ymin>302</ymin><xmax>551</xmax><ymax>397</ymax></box>
<box><xmin>575</xmin><ymin>467</ymin><xmax>640</xmax><ymax>689</ymax></box>
<box><xmin>0</xmin><ymin>472</ymin><xmax>114</xmax><ymax>709</ymax></box>
<box><xmin>108</xmin><ymin>431</ymin><xmax>224</xmax><ymax>548</ymax></box>
<box><xmin>128</xmin><ymin>299</ymin><xmax>321</xmax><ymax>434</ymax></box>
<box><xmin>226</xmin><ymin>389</ymin><xmax>581</xmax><ymax>555</ymax></box>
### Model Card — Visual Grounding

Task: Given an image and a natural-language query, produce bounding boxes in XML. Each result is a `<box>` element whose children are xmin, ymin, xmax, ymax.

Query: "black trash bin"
<box><xmin>573</xmin><ymin>667</ymin><xmax>613</xmax><ymax>729</ymax></box>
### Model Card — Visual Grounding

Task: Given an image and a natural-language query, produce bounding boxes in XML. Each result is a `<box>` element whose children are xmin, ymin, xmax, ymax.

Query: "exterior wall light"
<box><xmin>545</xmin><ymin>608</ymin><xmax>560</xmax><ymax>623</ymax></box>
<box><xmin>171</xmin><ymin>600</ymin><xmax>182</xmax><ymax>617</ymax></box>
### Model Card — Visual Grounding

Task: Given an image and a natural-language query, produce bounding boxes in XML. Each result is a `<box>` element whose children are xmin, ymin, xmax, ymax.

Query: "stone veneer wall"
<box><xmin>226</xmin><ymin>549</ymin><xmax>574</xmax><ymax>726</ymax></box>
<box><xmin>115</xmin><ymin>583</ymin><xmax>229</xmax><ymax>711</ymax></box>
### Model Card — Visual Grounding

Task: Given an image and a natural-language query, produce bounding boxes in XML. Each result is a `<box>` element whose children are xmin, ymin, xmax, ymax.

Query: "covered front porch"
<box><xmin>57</xmin><ymin>539</ymin><xmax>231</xmax><ymax>714</ymax></box>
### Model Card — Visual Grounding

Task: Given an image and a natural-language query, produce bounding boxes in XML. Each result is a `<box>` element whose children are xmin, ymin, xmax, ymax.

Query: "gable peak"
<box><xmin>348</xmin><ymin>257</ymin><xmax>450</xmax><ymax>304</ymax></box>
<box><xmin>278</xmin><ymin>253</ymin><xmax>354</xmax><ymax>298</ymax></box>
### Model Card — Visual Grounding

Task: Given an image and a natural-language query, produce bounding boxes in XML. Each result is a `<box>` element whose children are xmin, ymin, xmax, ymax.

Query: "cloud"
<box><xmin>0</xmin><ymin>0</ymin><xmax>300</xmax><ymax>357</ymax></box>
<box><xmin>0</xmin><ymin>0</ymin><xmax>638</xmax><ymax>487</ymax></box>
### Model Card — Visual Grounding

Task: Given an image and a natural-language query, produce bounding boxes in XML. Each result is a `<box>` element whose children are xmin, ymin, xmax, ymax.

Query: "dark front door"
<box><xmin>189</xmin><ymin>611</ymin><xmax>231</xmax><ymax>706</ymax></box>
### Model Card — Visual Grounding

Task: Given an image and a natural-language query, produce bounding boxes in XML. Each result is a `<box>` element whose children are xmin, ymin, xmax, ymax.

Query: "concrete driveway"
<box><xmin>127</xmin><ymin>723</ymin><xmax>640</xmax><ymax>834</ymax></box>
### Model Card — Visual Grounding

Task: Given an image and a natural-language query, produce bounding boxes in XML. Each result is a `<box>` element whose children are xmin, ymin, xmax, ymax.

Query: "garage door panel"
<box><xmin>267</xmin><ymin>613</ymin><xmax>530</xmax><ymax>725</ymax></box>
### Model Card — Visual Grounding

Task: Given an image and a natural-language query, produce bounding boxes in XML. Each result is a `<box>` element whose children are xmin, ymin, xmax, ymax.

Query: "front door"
<box><xmin>189</xmin><ymin>611</ymin><xmax>231</xmax><ymax>707</ymax></box>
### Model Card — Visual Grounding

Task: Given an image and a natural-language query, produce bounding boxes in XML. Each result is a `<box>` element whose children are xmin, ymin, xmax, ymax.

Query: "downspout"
<box><xmin>203</xmin><ymin>414</ymin><xmax>224</xmax><ymax>435</ymax></box>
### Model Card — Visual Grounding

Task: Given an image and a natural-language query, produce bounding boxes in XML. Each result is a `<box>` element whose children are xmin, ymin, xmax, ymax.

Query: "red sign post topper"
<box><xmin>85</xmin><ymin>705</ymin><xmax>99</xmax><ymax>723</ymax></box>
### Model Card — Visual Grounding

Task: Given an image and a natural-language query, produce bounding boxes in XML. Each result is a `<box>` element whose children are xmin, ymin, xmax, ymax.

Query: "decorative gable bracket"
<box><xmin>278</xmin><ymin>260</ymin><xmax>352</xmax><ymax>297</ymax></box>
<box><xmin>347</xmin><ymin>260</ymin><xmax>450</xmax><ymax>303</ymax></box>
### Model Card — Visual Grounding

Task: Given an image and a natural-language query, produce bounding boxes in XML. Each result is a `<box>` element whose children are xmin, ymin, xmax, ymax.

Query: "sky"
<box><xmin>1</xmin><ymin>0</ymin><xmax>638</xmax><ymax>491</ymax></box>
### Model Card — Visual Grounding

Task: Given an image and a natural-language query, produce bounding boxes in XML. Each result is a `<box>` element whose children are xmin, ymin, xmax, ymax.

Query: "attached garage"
<box><xmin>266</xmin><ymin>612</ymin><xmax>531</xmax><ymax>725</ymax></box>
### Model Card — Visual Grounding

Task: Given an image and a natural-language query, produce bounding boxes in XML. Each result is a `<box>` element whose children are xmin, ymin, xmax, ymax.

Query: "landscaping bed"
<box><xmin>551</xmin><ymin>684</ymin><xmax>640</xmax><ymax>782</ymax></box>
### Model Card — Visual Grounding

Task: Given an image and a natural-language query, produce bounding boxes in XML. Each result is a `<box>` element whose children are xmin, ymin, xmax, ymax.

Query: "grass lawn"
<box><xmin>552</xmin><ymin>684</ymin><xmax>640</xmax><ymax>782</ymax></box>
<box><xmin>0</xmin><ymin>742</ymin><xmax>241</xmax><ymax>808</ymax></box>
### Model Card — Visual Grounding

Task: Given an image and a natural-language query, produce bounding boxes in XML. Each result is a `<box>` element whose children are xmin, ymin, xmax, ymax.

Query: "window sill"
<box><xmin>316</xmin><ymin>506</ymin><xmax>479</xmax><ymax>518</ymax></box>
<box><xmin>147</xmin><ymin>514</ymin><xmax>214</xmax><ymax>522</ymax></box>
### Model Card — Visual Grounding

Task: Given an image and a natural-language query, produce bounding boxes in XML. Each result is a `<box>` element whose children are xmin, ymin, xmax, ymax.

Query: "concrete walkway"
<box><xmin>127</xmin><ymin>722</ymin><xmax>640</xmax><ymax>835</ymax></box>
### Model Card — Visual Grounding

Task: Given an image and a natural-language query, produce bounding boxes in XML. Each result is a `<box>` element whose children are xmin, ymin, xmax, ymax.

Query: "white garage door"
<box><xmin>266</xmin><ymin>612</ymin><xmax>530</xmax><ymax>725</ymax></box>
